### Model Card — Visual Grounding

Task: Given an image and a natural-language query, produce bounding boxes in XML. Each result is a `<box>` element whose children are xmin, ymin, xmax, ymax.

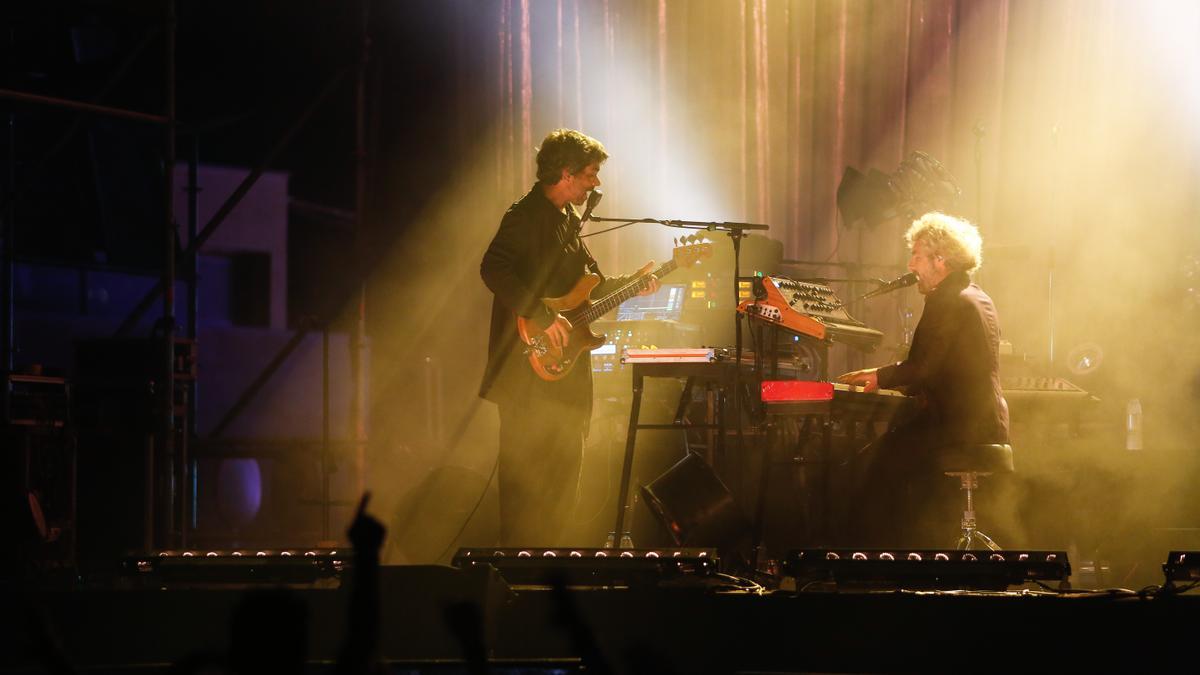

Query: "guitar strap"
<box><xmin>580</xmin><ymin>238</ymin><xmax>602</xmax><ymax>277</ymax></box>
<box><xmin>568</xmin><ymin>204</ymin><xmax>604</xmax><ymax>278</ymax></box>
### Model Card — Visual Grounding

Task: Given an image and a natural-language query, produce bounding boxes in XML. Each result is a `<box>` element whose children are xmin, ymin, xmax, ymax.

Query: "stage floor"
<box><xmin>4</xmin><ymin>564</ymin><xmax>1197</xmax><ymax>673</ymax></box>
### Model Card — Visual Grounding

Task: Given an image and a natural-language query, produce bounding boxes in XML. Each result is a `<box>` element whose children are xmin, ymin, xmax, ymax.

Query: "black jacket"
<box><xmin>877</xmin><ymin>270</ymin><xmax>1010</xmax><ymax>447</ymax></box>
<box><xmin>479</xmin><ymin>185</ymin><xmax>627</xmax><ymax>424</ymax></box>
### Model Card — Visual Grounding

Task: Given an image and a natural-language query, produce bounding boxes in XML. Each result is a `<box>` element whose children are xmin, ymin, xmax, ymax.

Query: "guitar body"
<box><xmin>516</xmin><ymin>273</ymin><xmax>608</xmax><ymax>381</ymax></box>
<box><xmin>514</xmin><ymin>240</ymin><xmax>712</xmax><ymax>382</ymax></box>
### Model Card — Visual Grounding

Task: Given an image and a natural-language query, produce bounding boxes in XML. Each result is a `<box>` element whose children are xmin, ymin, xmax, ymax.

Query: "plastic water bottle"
<box><xmin>603</xmin><ymin>532</ymin><xmax>634</xmax><ymax>549</ymax></box>
<box><xmin>1125</xmin><ymin>398</ymin><xmax>1143</xmax><ymax>451</ymax></box>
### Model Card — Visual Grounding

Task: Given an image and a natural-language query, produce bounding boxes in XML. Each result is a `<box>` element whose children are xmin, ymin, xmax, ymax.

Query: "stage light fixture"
<box><xmin>452</xmin><ymin>547</ymin><xmax>719</xmax><ymax>587</ymax></box>
<box><xmin>837</xmin><ymin>151</ymin><xmax>961</xmax><ymax>228</ymax></box>
<box><xmin>1066</xmin><ymin>342</ymin><xmax>1104</xmax><ymax>376</ymax></box>
<box><xmin>125</xmin><ymin>550</ymin><xmax>349</xmax><ymax>586</ymax></box>
<box><xmin>786</xmin><ymin>549</ymin><xmax>1070</xmax><ymax>591</ymax></box>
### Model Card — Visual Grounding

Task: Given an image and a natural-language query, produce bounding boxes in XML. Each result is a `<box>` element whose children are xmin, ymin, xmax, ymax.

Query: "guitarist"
<box><xmin>480</xmin><ymin>129</ymin><xmax>659</xmax><ymax>547</ymax></box>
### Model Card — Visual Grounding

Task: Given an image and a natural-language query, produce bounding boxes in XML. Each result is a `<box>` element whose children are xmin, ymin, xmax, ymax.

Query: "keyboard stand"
<box><xmin>611</xmin><ymin>361</ymin><xmax>732</xmax><ymax>547</ymax></box>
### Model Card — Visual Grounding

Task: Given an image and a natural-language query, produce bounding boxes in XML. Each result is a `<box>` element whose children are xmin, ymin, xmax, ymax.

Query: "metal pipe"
<box><xmin>160</xmin><ymin>0</ymin><xmax>178</xmax><ymax>548</ymax></box>
<box><xmin>186</xmin><ymin>135</ymin><xmax>199</xmax><ymax>437</ymax></box>
<box><xmin>207</xmin><ymin>317</ymin><xmax>315</xmax><ymax>439</ymax></box>
<box><xmin>0</xmin><ymin>88</ymin><xmax>169</xmax><ymax>125</ymax></box>
<box><xmin>184</xmin><ymin>133</ymin><xmax>200</xmax><ymax>534</ymax></box>
<box><xmin>350</xmin><ymin>0</ymin><xmax>373</xmax><ymax>496</ymax></box>
<box><xmin>321</xmin><ymin>326</ymin><xmax>331</xmax><ymax>541</ymax></box>
<box><xmin>0</xmin><ymin>27</ymin><xmax>160</xmax><ymax>215</ymax></box>
<box><xmin>3</xmin><ymin>26</ymin><xmax>14</xmax><ymax>401</ymax></box>
<box><xmin>113</xmin><ymin>68</ymin><xmax>350</xmax><ymax>337</ymax></box>
<box><xmin>3</xmin><ymin>111</ymin><xmax>13</xmax><ymax>389</ymax></box>
<box><xmin>206</xmin><ymin>21</ymin><xmax>382</xmax><ymax>444</ymax></box>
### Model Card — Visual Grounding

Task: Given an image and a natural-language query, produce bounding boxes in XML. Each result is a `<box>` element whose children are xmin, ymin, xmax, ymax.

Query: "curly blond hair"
<box><xmin>905</xmin><ymin>212</ymin><xmax>983</xmax><ymax>273</ymax></box>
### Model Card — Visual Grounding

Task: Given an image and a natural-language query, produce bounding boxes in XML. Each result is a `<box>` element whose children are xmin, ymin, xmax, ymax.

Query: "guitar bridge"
<box><xmin>524</xmin><ymin>335</ymin><xmax>549</xmax><ymax>357</ymax></box>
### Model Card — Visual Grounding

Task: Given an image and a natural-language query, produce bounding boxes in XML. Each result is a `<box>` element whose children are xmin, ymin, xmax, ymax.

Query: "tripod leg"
<box><xmin>959</xmin><ymin>531</ymin><xmax>974</xmax><ymax>550</ymax></box>
<box><xmin>974</xmin><ymin>530</ymin><xmax>1002</xmax><ymax>551</ymax></box>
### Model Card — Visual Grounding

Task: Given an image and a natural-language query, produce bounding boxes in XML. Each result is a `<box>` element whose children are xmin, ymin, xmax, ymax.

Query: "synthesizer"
<box><xmin>737</xmin><ymin>276</ymin><xmax>884</xmax><ymax>351</ymax></box>
<box><xmin>760</xmin><ymin>379</ymin><xmax>913</xmax><ymax>423</ymax></box>
<box><xmin>1000</xmin><ymin>376</ymin><xmax>1098</xmax><ymax>418</ymax></box>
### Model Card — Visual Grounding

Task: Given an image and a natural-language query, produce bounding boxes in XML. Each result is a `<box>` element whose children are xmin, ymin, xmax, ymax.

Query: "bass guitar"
<box><xmin>517</xmin><ymin>238</ymin><xmax>712</xmax><ymax>381</ymax></box>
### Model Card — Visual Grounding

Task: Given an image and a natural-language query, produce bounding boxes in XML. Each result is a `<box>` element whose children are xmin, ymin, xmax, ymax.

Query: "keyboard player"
<box><xmin>835</xmin><ymin>212</ymin><xmax>1010</xmax><ymax>547</ymax></box>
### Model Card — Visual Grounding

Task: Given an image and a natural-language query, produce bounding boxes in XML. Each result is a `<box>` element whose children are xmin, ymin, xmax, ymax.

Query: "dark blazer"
<box><xmin>877</xmin><ymin>270</ymin><xmax>1010</xmax><ymax>447</ymax></box>
<box><xmin>479</xmin><ymin>185</ymin><xmax>627</xmax><ymax>425</ymax></box>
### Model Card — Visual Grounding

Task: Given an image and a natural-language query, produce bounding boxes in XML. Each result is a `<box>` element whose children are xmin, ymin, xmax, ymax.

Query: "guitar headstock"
<box><xmin>672</xmin><ymin>235</ymin><xmax>714</xmax><ymax>268</ymax></box>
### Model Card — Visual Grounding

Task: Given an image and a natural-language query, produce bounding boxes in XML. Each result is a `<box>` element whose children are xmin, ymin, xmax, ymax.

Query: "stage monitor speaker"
<box><xmin>786</xmin><ymin>548</ymin><xmax>1071</xmax><ymax>591</ymax></box>
<box><xmin>640</xmin><ymin>452</ymin><xmax>750</xmax><ymax>550</ymax></box>
<box><xmin>1162</xmin><ymin>551</ymin><xmax>1200</xmax><ymax>588</ymax></box>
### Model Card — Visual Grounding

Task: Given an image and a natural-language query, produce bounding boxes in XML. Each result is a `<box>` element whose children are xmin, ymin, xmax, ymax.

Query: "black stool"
<box><xmin>938</xmin><ymin>444</ymin><xmax>1014</xmax><ymax>550</ymax></box>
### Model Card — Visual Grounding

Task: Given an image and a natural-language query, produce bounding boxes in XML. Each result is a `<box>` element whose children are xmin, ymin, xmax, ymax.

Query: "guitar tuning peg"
<box><xmin>673</xmin><ymin>237</ymin><xmax>679</xmax><ymax>247</ymax></box>
<box><xmin>684</xmin><ymin>234</ymin><xmax>694</xmax><ymax>244</ymax></box>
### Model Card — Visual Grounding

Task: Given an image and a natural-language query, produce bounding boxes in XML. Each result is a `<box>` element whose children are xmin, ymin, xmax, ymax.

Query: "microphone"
<box><xmin>580</xmin><ymin>188</ymin><xmax>603</xmax><ymax>223</ymax></box>
<box><xmin>860</xmin><ymin>272</ymin><xmax>917</xmax><ymax>300</ymax></box>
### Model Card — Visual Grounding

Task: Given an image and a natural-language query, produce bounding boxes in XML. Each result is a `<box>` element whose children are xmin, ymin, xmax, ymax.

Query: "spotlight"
<box><xmin>837</xmin><ymin>151</ymin><xmax>961</xmax><ymax>228</ymax></box>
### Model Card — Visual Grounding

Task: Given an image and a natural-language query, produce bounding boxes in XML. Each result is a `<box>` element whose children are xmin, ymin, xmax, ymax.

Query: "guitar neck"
<box><xmin>579</xmin><ymin>260</ymin><xmax>678</xmax><ymax>324</ymax></box>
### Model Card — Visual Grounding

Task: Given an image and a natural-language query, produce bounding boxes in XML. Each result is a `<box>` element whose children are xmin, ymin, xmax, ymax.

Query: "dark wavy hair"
<box><xmin>535</xmin><ymin>129</ymin><xmax>608</xmax><ymax>185</ymax></box>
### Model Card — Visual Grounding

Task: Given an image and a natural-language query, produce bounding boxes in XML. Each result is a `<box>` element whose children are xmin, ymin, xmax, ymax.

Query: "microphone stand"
<box><xmin>587</xmin><ymin>216</ymin><xmax>770</xmax><ymax>233</ymax></box>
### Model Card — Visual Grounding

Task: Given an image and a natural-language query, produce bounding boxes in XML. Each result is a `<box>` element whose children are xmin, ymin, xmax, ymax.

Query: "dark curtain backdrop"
<box><xmin>468</xmin><ymin>0</ymin><xmax>1007</xmax><ymax>266</ymax></box>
